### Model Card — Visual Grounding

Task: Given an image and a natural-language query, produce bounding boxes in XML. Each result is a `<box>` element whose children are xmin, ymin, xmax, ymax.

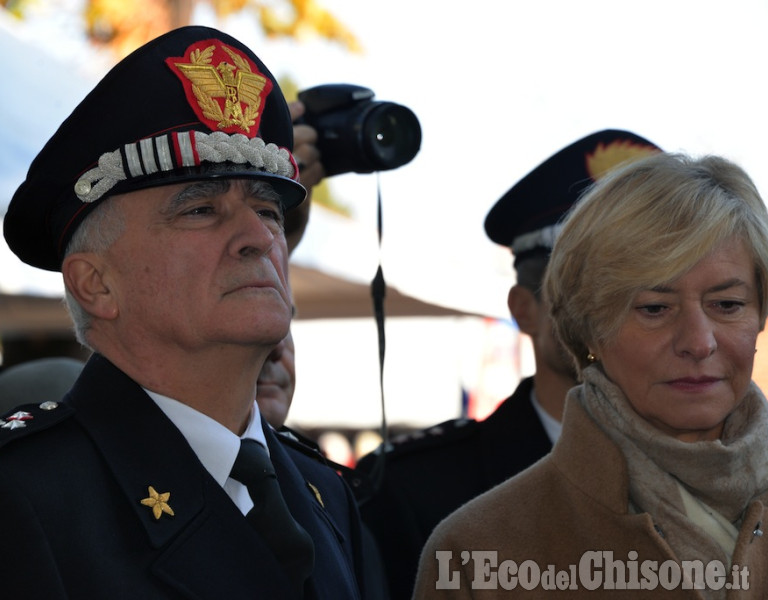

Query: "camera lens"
<box><xmin>298</xmin><ymin>84</ymin><xmax>422</xmax><ymax>176</ymax></box>
<box><xmin>363</xmin><ymin>104</ymin><xmax>422</xmax><ymax>171</ymax></box>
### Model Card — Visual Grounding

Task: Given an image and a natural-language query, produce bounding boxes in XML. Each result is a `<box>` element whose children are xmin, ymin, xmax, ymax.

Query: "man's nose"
<box><xmin>227</xmin><ymin>204</ymin><xmax>276</xmax><ymax>259</ymax></box>
<box><xmin>266</xmin><ymin>339</ymin><xmax>286</xmax><ymax>363</ymax></box>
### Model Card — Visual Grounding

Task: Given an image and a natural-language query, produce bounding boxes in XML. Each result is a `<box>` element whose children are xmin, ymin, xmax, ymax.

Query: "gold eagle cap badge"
<box><xmin>166</xmin><ymin>39</ymin><xmax>273</xmax><ymax>136</ymax></box>
<box><xmin>586</xmin><ymin>139</ymin><xmax>660</xmax><ymax>182</ymax></box>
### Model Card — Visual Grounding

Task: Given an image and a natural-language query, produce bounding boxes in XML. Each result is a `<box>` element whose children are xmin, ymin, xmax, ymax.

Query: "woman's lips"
<box><xmin>667</xmin><ymin>376</ymin><xmax>721</xmax><ymax>391</ymax></box>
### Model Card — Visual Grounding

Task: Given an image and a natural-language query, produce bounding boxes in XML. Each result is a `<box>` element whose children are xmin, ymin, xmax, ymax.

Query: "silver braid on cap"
<box><xmin>74</xmin><ymin>130</ymin><xmax>297</xmax><ymax>203</ymax></box>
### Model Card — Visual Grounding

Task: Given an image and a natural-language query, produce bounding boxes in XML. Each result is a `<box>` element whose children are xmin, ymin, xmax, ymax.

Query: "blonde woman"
<box><xmin>413</xmin><ymin>153</ymin><xmax>768</xmax><ymax>599</ymax></box>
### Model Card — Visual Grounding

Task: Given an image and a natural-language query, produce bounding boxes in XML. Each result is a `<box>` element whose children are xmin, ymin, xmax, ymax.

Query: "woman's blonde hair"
<box><xmin>544</xmin><ymin>152</ymin><xmax>768</xmax><ymax>376</ymax></box>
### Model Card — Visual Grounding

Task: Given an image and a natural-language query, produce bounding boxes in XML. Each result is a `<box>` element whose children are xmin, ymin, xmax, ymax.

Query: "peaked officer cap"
<box><xmin>4</xmin><ymin>26</ymin><xmax>305</xmax><ymax>272</ymax></box>
<box><xmin>484</xmin><ymin>129</ymin><xmax>661</xmax><ymax>265</ymax></box>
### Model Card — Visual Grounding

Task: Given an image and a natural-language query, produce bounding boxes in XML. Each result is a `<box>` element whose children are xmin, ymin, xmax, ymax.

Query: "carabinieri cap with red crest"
<box><xmin>4</xmin><ymin>25</ymin><xmax>305</xmax><ymax>272</ymax></box>
<box><xmin>484</xmin><ymin>129</ymin><xmax>661</xmax><ymax>267</ymax></box>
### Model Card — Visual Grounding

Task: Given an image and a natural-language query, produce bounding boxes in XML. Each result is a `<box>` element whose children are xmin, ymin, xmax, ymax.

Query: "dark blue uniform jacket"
<box><xmin>354</xmin><ymin>377</ymin><xmax>552</xmax><ymax>599</ymax></box>
<box><xmin>0</xmin><ymin>353</ymin><xmax>363</xmax><ymax>600</ymax></box>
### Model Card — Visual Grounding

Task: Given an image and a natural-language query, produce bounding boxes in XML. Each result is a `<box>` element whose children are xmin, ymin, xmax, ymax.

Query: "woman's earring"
<box><xmin>587</xmin><ymin>352</ymin><xmax>597</xmax><ymax>363</ymax></box>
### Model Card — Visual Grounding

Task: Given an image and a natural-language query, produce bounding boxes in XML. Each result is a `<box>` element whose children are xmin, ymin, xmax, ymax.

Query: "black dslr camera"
<box><xmin>297</xmin><ymin>84</ymin><xmax>422</xmax><ymax>177</ymax></box>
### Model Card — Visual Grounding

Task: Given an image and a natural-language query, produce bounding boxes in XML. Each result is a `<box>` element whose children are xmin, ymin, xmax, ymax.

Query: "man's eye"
<box><xmin>257</xmin><ymin>207</ymin><xmax>284</xmax><ymax>224</ymax></box>
<box><xmin>183</xmin><ymin>205</ymin><xmax>215</xmax><ymax>216</ymax></box>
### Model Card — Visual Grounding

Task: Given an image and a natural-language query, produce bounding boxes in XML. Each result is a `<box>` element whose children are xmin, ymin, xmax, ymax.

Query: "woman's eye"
<box><xmin>714</xmin><ymin>300</ymin><xmax>745</xmax><ymax>313</ymax></box>
<box><xmin>638</xmin><ymin>304</ymin><xmax>666</xmax><ymax>316</ymax></box>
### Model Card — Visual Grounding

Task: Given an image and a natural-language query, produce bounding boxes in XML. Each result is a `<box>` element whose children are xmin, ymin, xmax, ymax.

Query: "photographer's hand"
<box><xmin>286</xmin><ymin>100</ymin><xmax>326</xmax><ymax>254</ymax></box>
<box><xmin>290</xmin><ymin>100</ymin><xmax>325</xmax><ymax>189</ymax></box>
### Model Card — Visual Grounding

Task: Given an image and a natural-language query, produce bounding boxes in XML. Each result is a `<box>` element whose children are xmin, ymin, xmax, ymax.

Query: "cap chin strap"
<box><xmin>74</xmin><ymin>130</ymin><xmax>298</xmax><ymax>203</ymax></box>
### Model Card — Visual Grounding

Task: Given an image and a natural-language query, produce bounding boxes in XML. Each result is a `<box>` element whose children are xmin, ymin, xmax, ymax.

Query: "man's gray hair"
<box><xmin>63</xmin><ymin>198</ymin><xmax>126</xmax><ymax>349</ymax></box>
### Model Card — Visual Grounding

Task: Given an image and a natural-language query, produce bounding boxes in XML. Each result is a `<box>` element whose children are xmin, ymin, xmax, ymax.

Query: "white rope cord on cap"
<box><xmin>74</xmin><ymin>130</ymin><xmax>297</xmax><ymax>204</ymax></box>
<box><xmin>511</xmin><ymin>222</ymin><xmax>565</xmax><ymax>255</ymax></box>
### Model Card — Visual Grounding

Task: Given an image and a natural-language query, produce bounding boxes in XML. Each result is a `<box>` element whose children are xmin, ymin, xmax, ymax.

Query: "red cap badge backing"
<box><xmin>166</xmin><ymin>39</ymin><xmax>274</xmax><ymax>137</ymax></box>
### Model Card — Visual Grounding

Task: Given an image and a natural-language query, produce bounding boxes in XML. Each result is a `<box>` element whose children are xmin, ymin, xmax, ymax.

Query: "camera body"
<box><xmin>297</xmin><ymin>84</ymin><xmax>422</xmax><ymax>177</ymax></box>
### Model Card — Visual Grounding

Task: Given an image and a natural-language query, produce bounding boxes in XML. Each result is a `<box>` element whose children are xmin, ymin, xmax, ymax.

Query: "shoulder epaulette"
<box><xmin>275</xmin><ymin>425</ymin><xmax>327</xmax><ymax>464</ymax></box>
<box><xmin>381</xmin><ymin>417</ymin><xmax>479</xmax><ymax>457</ymax></box>
<box><xmin>0</xmin><ymin>401</ymin><xmax>75</xmax><ymax>449</ymax></box>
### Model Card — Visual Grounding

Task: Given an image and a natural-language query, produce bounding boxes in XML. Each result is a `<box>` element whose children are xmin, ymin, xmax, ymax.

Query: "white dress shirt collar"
<box><xmin>145</xmin><ymin>389</ymin><xmax>268</xmax><ymax>489</ymax></box>
<box><xmin>530</xmin><ymin>388</ymin><xmax>562</xmax><ymax>445</ymax></box>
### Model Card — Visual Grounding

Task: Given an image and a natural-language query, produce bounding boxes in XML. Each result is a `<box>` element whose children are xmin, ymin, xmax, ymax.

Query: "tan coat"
<box><xmin>412</xmin><ymin>399</ymin><xmax>768</xmax><ymax>599</ymax></box>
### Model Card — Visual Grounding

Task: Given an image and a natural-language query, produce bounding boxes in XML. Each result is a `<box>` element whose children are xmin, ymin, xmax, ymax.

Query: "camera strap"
<box><xmin>367</xmin><ymin>174</ymin><xmax>389</xmax><ymax>495</ymax></box>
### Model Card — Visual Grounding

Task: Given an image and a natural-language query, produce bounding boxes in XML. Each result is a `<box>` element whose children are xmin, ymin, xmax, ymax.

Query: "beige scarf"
<box><xmin>576</xmin><ymin>365</ymin><xmax>768</xmax><ymax>579</ymax></box>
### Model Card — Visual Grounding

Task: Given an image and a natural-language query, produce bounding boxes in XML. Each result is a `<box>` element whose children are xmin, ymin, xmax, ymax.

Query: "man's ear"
<box><xmin>62</xmin><ymin>253</ymin><xmax>118</xmax><ymax>320</ymax></box>
<box><xmin>507</xmin><ymin>284</ymin><xmax>541</xmax><ymax>336</ymax></box>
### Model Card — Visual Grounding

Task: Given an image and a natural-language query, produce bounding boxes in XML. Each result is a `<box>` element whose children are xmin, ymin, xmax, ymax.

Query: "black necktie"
<box><xmin>230</xmin><ymin>438</ymin><xmax>315</xmax><ymax>594</ymax></box>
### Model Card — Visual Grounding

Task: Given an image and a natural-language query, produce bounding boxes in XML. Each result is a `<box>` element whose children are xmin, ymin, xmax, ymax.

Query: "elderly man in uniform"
<box><xmin>354</xmin><ymin>130</ymin><xmax>661</xmax><ymax>599</ymax></box>
<box><xmin>0</xmin><ymin>26</ymin><xmax>363</xmax><ymax>600</ymax></box>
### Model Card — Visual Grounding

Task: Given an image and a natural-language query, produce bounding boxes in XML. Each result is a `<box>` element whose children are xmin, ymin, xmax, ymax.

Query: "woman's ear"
<box><xmin>62</xmin><ymin>253</ymin><xmax>119</xmax><ymax>320</ymax></box>
<box><xmin>507</xmin><ymin>284</ymin><xmax>541</xmax><ymax>336</ymax></box>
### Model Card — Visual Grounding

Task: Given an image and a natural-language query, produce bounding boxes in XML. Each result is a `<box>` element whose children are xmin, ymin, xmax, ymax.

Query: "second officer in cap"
<box><xmin>355</xmin><ymin>130</ymin><xmax>661</xmax><ymax>600</ymax></box>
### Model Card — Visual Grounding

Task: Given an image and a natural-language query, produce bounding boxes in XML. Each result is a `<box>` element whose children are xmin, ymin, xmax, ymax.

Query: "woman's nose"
<box><xmin>673</xmin><ymin>307</ymin><xmax>717</xmax><ymax>360</ymax></box>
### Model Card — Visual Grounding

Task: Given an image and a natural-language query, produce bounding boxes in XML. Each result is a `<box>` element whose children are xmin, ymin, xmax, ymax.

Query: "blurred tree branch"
<box><xmin>2</xmin><ymin>0</ymin><xmax>361</xmax><ymax>59</ymax></box>
<box><xmin>1</xmin><ymin>0</ymin><xmax>357</xmax><ymax>217</ymax></box>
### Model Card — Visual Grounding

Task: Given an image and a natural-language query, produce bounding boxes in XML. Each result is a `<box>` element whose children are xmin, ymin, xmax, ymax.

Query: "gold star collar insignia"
<box><xmin>140</xmin><ymin>486</ymin><xmax>175</xmax><ymax>520</ymax></box>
